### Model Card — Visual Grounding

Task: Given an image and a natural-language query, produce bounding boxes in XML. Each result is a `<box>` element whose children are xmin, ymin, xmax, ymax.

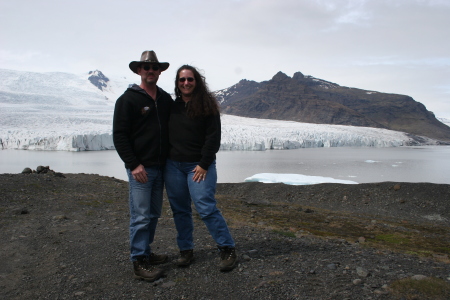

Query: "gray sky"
<box><xmin>2</xmin><ymin>0</ymin><xmax>449</xmax><ymax>118</ymax></box>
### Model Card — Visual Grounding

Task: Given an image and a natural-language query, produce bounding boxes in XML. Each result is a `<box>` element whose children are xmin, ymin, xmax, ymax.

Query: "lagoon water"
<box><xmin>1</xmin><ymin>146</ymin><xmax>450</xmax><ymax>184</ymax></box>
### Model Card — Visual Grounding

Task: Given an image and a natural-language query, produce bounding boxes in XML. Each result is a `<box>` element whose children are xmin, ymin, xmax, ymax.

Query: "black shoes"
<box><xmin>133</xmin><ymin>248</ymin><xmax>237</xmax><ymax>279</ymax></box>
<box><xmin>219</xmin><ymin>247</ymin><xmax>238</xmax><ymax>272</ymax></box>
<box><xmin>132</xmin><ymin>256</ymin><xmax>164</xmax><ymax>282</ymax></box>
<box><xmin>174</xmin><ymin>248</ymin><xmax>237</xmax><ymax>271</ymax></box>
<box><xmin>175</xmin><ymin>249</ymin><xmax>194</xmax><ymax>267</ymax></box>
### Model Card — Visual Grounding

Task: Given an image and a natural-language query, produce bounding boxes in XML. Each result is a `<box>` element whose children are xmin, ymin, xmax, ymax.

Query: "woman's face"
<box><xmin>178</xmin><ymin>69</ymin><xmax>196</xmax><ymax>98</ymax></box>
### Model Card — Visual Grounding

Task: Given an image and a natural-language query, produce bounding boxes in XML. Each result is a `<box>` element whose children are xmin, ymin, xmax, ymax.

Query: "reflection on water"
<box><xmin>1</xmin><ymin>146</ymin><xmax>450</xmax><ymax>184</ymax></box>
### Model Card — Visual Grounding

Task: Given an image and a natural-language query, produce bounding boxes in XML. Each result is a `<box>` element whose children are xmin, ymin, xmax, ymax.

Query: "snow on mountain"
<box><xmin>438</xmin><ymin>117</ymin><xmax>450</xmax><ymax>126</ymax></box>
<box><xmin>0</xmin><ymin>69</ymin><xmax>440</xmax><ymax>151</ymax></box>
<box><xmin>0</xmin><ymin>69</ymin><xmax>131</xmax><ymax>150</ymax></box>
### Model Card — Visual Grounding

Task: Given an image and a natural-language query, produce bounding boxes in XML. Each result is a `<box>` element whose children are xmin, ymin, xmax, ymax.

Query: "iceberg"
<box><xmin>244</xmin><ymin>173</ymin><xmax>358</xmax><ymax>185</ymax></box>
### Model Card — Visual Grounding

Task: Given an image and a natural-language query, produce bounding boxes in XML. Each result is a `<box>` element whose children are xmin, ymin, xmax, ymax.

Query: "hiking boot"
<box><xmin>147</xmin><ymin>252</ymin><xmax>168</xmax><ymax>265</ymax></box>
<box><xmin>175</xmin><ymin>249</ymin><xmax>194</xmax><ymax>267</ymax></box>
<box><xmin>133</xmin><ymin>257</ymin><xmax>164</xmax><ymax>282</ymax></box>
<box><xmin>219</xmin><ymin>247</ymin><xmax>238</xmax><ymax>272</ymax></box>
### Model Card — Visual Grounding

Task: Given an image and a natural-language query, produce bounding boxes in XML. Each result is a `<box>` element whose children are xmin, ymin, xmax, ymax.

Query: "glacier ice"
<box><xmin>245</xmin><ymin>173</ymin><xmax>358</xmax><ymax>185</ymax></box>
<box><xmin>0</xmin><ymin>68</ymin><xmax>440</xmax><ymax>151</ymax></box>
<box><xmin>0</xmin><ymin>114</ymin><xmax>428</xmax><ymax>151</ymax></box>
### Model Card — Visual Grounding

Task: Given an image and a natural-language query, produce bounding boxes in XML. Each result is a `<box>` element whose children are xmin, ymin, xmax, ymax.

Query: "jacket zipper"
<box><xmin>154</xmin><ymin>89</ymin><xmax>162</xmax><ymax>166</ymax></box>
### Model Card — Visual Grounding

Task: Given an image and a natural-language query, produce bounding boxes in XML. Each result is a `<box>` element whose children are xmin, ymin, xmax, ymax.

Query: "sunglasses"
<box><xmin>179</xmin><ymin>77</ymin><xmax>195</xmax><ymax>83</ymax></box>
<box><xmin>142</xmin><ymin>65</ymin><xmax>160</xmax><ymax>71</ymax></box>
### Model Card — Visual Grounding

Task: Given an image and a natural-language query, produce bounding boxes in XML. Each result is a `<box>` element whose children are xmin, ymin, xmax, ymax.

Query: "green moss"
<box><xmin>433</xmin><ymin>247</ymin><xmax>450</xmax><ymax>254</ymax></box>
<box><xmin>216</xmin><ymin>194</ymin><xmax>450</xmax><ymax>260</ymax></box>
<box><xmin>373</xmin><ymin>234</ymin><xmax>411</xmax><ymax>245</ymax></box>
<box><xmin>303</xmin><ymin>229</ymin><xmax>334</xmax><ymax>237</ymax></box>
<box><xmin>390</xmin><ymin>277</ymin><xmax>450</xmax><ymax>300</ymax></box>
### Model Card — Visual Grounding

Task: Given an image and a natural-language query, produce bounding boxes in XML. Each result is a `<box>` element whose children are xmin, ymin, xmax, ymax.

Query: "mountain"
<box><xmin>0</xmin><ymin>69</ymin><xmax>131</xmax><ymax>150</ymax></box>
<box><xmin>216</xmin><ymin>72</ymin><xmax>450</xmax><ymax>142</ymax></box>
<box><xmin>0</xmin><ymin>69</ymin><xmax>442</xmax><ymax>151</ymax></box>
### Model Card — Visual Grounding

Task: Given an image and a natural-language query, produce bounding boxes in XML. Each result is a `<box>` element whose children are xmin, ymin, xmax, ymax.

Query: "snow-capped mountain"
<box><xmin>0</xmin><ymin>69</ymin><xmax>443</xmax><ymax>151</ymax></box>
<box><xmin>0</xmin><ymin>69</ymin><xmax>131</xmax><ymax>150</ymax></box>
<box><xmin>216</xmin><ymin>71</ymin><xmax>450</xmax><ymax>142</ymax></box>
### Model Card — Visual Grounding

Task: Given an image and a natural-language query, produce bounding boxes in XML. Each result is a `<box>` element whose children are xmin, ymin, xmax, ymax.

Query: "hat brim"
<box><xmin>129</xmin><ymin>61</ymin><xmax>169</xmax><ymax>74</ymax></box>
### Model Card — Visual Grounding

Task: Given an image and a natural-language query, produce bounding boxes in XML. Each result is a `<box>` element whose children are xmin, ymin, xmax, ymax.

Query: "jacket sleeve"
<box><xmin>112</xmin><ymin>95</ymin><xmax>140</xmax><ymax>170</ymax></box>
<box><xmin>199</xmin><ymin>113</ymin><xmax>221</xmax><ymax>170</ymax></box>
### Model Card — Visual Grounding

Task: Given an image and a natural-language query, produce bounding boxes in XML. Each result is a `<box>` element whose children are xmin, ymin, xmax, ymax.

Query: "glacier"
<box><xmin>0</xmin><ymin>68</ymin><xmax>442</xmax><ymax>151</ymax></box>
<box><xmin>0</xmin><ymin>114</ymin><xmax>430</xmax><ymax>151</ymax></box>
<box><xmin>219</xmin><ymin>115</ymin><xmax>420</xmax><ymax>151</ymax></box>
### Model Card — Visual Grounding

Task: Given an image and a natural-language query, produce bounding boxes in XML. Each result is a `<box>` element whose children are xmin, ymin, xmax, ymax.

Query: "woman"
<box><xmin>164</xmin><ymin>65</ymin><xmax>237</xmax><ymax>272</ymax></box>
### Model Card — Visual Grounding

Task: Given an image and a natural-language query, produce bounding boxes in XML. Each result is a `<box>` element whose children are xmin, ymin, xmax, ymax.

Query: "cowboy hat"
<box><xmin>129</xmin><ymin>50</ymin><xmax>169</xmax><ymax>73</ymax></box>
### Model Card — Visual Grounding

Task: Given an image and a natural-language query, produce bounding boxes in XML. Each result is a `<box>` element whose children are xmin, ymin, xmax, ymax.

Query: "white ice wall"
<box><xmin>0</xmin><ymin>115</ymin><xmax>426</xmax><ymax>151</ymax></box>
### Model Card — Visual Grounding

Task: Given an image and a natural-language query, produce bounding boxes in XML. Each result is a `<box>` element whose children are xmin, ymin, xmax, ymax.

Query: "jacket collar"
<box><xmin>128</xmin><ymin>84</ymin><xmax>161</xmax><ymax>99</ymax></box>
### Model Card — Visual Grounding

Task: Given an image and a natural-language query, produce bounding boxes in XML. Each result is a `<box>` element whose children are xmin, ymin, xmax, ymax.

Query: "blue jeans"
<box><xmin>126</xmin><ymin>166</ymin><xmax>164</xmax><ymax>261</ymax></box>
<box><xmin>164</xmin><ymin>159</ymin><xmax>235</xmax><ymax>251</ymax></box>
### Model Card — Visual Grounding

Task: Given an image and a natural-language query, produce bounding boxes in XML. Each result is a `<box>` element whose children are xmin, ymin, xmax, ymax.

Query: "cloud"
<box><xmin>0</xmin><ymin>50</ymin><xmax>42</xmax><ymax>64</ymax></box>
<box><xmin>1</xmin><ymin>0</ymin><xmax>450</xmax><ymax>117</ymax></box>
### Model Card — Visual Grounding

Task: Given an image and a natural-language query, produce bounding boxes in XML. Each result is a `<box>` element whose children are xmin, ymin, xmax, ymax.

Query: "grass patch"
<box><xmin>434</xmin><ymin>247</ymin><xmax>450</xmax><ymax>255</ymax></box>
<box><xmin>390</xmin><ymin>277</ymin><xmax>450</xmax><ymax>300</ymax></box>
<box><xmin>216</xmin><ymin>194</ymin><xmax>450</xmax><ymax>259</ymax></box>
<box><xmin>373</xmin><ymin>234</ymin><xmax>411</xmax><ymax>245</ymax></box>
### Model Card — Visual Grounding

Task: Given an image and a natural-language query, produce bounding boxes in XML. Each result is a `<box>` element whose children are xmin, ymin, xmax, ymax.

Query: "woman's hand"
<box><xmin>192</xmin><ymin>165</ymin><xmax>207</xmax><ymax>182</ymax></box>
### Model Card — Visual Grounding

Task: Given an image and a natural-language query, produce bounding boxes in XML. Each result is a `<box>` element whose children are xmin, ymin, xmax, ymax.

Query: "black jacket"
<box><xmin>113</xmin><ymin>84</ymin><xmax>172</xmax><ymax>170</ymax></box>
<box><xmin>168</xmin><ymin>97</ymin><xmax>221</xmax><ymax>170</ymax></box>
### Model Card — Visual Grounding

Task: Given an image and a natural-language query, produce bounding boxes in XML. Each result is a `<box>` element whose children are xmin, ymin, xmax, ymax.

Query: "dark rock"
<box><xmin>88</xmin><ymin>70</ymin><xmax>109</xmax><ymax>92</ymax></box>
<box><xmin>22</xmin><ymin>168</ymin><xmax>32</xmax><ymax>174</ymax></box>
<box><xmin>327</xmin><ymin>263</ymin><xmax>337</xmax><ymax>270</ymax></box>
<box><xmin>12</xmin><ymin>207</ymin><xmax>29</xmax><ymax>215</ymax></box>
<box><xmin>36</xmin><ymin>165</ymin><xmax>50</xmax><ymax>174</ymax></box>
<box><xmin>356</xmin><ymin>267</ymin><xmax>369</xmax><ymax>277</ymax></box>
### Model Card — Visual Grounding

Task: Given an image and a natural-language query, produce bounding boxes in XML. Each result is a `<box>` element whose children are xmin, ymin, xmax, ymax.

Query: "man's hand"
<box><xmin>131</xmin><ymin>164</ymin><xmax>148</xmax><ymax>183</ymax></box>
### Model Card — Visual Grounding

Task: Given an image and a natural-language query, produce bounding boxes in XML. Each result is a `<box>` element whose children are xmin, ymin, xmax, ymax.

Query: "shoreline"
<box><xmin>2</xmin><ymin>145</ymin><xmax>450</xmax><ymax>185</ymax></box>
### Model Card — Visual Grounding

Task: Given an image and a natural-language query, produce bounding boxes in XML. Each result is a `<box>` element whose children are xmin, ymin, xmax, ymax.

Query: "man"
<box><xmin>113</xmin><ymin>50</ymin><xmax>172</xmax><ymax>282</ymax></box>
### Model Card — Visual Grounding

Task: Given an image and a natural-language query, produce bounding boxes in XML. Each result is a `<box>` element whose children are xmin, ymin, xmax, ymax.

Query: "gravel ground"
<box><xmin>1</xmin><ymin>172</ymin><xmax>449</xmax><ymax>300</ymax></box>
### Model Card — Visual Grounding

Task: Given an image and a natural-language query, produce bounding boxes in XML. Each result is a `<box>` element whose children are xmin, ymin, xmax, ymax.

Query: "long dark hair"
<box><xmin>174</xmin><ymin>65</ymin><xmax>220</xmax><ymax>118</ymax></box>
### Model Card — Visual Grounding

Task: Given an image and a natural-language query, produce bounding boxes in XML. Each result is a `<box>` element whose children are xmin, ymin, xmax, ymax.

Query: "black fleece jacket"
<box><xmin>113</xmin><ymin>84</ymin><xmax>172</xmax><ymax>170</ymax></box>
<box><xmin>168</xmin><ymin>97</ymin><xmax>221</xmax><ymax>170</ymax></box>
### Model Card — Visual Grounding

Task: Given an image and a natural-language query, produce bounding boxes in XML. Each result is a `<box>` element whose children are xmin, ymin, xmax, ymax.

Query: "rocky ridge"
<box><xmin>216</xmin><ymin>71</ymin><xmax>450</xmax><ymax>142</ymax></box>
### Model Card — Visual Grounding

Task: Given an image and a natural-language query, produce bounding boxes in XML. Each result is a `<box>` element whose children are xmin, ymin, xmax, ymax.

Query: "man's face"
<box><xmin>137</xmin><ymin>63</ymin><xmax>161</xmax><ymax>85</ymax></box>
